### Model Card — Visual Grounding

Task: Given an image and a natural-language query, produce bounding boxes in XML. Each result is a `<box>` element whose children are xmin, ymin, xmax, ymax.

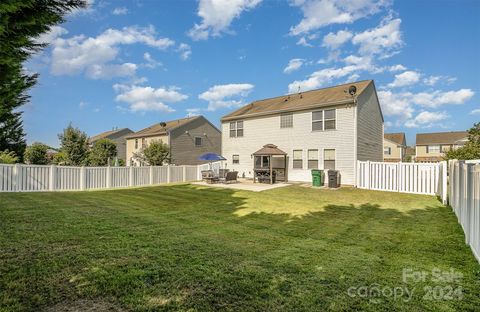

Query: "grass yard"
<box><xmin>1</xmin><ymin>184</ymin><xmax>479</xmax><ymax>311</ymax></box>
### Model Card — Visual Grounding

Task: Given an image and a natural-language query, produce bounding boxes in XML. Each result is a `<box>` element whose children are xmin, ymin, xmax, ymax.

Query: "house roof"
<box><xmin>384</xmin><ymin>132</ymin><xmax>406</xmax><ymax>146</ymax></box>
<box><xmin>221</xmin><ymin>80</ymin><xmax>373</xmax><ymax>121</ymax></box>
<box><xmin>124</xmin><ymin>116</ymin><xmax>200</xmax><ymax>139</ymax></box>
<box><xmin>89</xmin><ymin>128</ymin><xmax>132</xmax><ymax>143</ymax></box>
<box><xmin>253</xmin><ymin>144</ymin><xmax>287</xmax><ymax>156</ymax></box>
<box><xmin>416</xmin><ymin>131</ymin><xmax>468</xmax><ymax>145</ymax></box>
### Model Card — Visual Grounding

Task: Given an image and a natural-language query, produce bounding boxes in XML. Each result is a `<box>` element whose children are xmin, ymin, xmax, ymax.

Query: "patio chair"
<box><xmin>201</xmin><ymin>170</ymin><xmax>219</xmax><ymax>184</ymax></box>
<box><xmin>221</xmin><ymin>171</ymin><xmax>238</xmax><ymax>184</ymax></box>
<box><xmin>218</xmin><ymin>168</ymin><xmax>230</xmax><ymax>178</ymax></box>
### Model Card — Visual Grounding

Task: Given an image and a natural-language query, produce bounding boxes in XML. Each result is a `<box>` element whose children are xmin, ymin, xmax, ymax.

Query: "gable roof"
<box><xmin>124</xmin><ymin>116</ymin><xmax>200</xmax><ymax>139</ymax></box>
<box><xmin>384</xmin><ymin>133</ymin><xmax>406</xmax><ymax>146</ymax></box>
<box><xmin>221</xmin><ymin>80</ymin><xmax>373</xmax><ymax>121</ymax></box>
<box><xmin>89</xmin><ymin>128</ymin><xmax>132</xmax><ymax>143</ymax></box>
<box><xmin>253</xmin><ymin>144</ymin><xmax>287</xmax><ymax>156</ymax></box>
<box><xmin>416</xmin><ymin>131</ymin><xmax>468</xmax><ymax>145</ymax></box>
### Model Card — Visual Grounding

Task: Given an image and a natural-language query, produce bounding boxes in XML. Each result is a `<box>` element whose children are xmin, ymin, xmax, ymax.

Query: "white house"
<box><xmin>221</xmin><ymin>80</ymin><xmax>384</xmax><ymax>185</ymax></box>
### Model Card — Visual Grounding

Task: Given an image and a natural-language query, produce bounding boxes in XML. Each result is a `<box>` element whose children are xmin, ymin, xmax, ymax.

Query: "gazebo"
<box><xmin>252</xmin><ymin>144</ymin><xmax>287</xmax><ymax>184</ymax></box>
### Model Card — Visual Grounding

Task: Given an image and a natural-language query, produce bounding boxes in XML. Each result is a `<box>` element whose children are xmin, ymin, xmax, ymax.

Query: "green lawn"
<box><xmin>0</xmin><ymin>185</ymin><xmax>479</xmax><ymax>311</ymax></box>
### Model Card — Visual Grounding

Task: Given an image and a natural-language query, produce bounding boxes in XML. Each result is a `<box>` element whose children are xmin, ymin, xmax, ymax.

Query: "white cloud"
<box><xmin>289</xmin><ymin>0</ymin><xmax>390</xmax><ymax>36</ymax></box>
<box><xmin>112</xmin><ymin>7</ymin><xmax>128</xmax><ymax>15</ymax></box>
<box><xmin>388</xmin><ymin>64</ymin><xmax>406</xmax><ymax>72</ymax></box>
<box><xmin>199</xmin><ymin>83</ymin><xmax>254</xmax><ymax>111</ymax></box>
<box><xmin>50</xmin><ymin>25</ymin><xmax>175</xmax><ymax>79</ymax></box>
<box><xmin>387</xmin><ymin>70</ymin><xmax>421</xmax><ymax>88</ymax></box>
<box><xmin>86</xmin><ymin>63</ymin><xmax>137</xmax><ymax>79</ymax></box>
<box><xmin>186</xmin><ymin>108</ymin><xmax>202</xmax><ymax>117</ymax></box>
<box><xmin>177</xmin><ymin>43</ymin><xmax>192</xmax><ymax>60</ymax></box>
<box><xmin>352</xmin><ymin>17</ymin><xmax>402</xmax><ymax>57</ymax></box>
<box><xmin>188</xmin><ymin>0</ymin><xmax>262</xmax><ymax>40</ymax></box>
<box><xmin>322</xmin><ymin>29</ymin><xmax>352</xmax><ymax>49</ymax></box>
<box><xmin>35</xmin><ymin>26</ymin><xmax>69</xmax><ymax>44</ymax></box>
<box><xmin>79</xmin><ymin>101</ymin><xmax>87</xmax><ymax>109</ymax></box>
<box><xmin>408</xmin><ymin>89</ymin><xmax>475</xmax><ymax>108</ymax></box>
<box><xmin>405</xmin><ymin>111</ymin><xmax>449</xmax><ymax>128</ymax></box>
<box><xmin>377</xmin><ymin>90</ymin><xmax>414</xmax><ymax>120</ymax></box>
<box><xmin>143</xmin><ymin>52</ymin><xmax>161</xmax><ymax>69</ymax></box>
<box><xmin>296</xmin><ymin>36</ymin><xmax>313</xmax><ymax>47</ymax></box>
<box><xmin>423</xmin><ymin>75</ymin><xmax>456</xmax><ymax>86</ymax></box>
<box><xmin>470</xmin><ymin>108</ymin><xmax>480</xmax><ymax>115</ymax></box>
<box><xmin>283</xmin><ymin>58</ymin><xmax>304</xmax><ymax>74</ymax></box>
<box><xmin>114</xmin><ymin>84</ymin><xmax>188</xmax><ymax>112</ymax></box>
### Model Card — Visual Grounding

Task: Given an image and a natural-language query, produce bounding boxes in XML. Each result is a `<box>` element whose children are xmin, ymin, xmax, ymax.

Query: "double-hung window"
<box><xmin>324</xmin><ymin>149</ymin><xmax>336</xmax><ymax>170</ymax></box>
<box><xmin>308</xmin><ymin>149</ymin><xmax>318</xmax><ymax>169</ymax></box>
<box><xmin>312</xmin><ymin>109</ymin><xmax>336</xmax><ymax>131</ymax></box>
<box><xmin>384</xmin><ymin>147</ymin><xmax>391</xmax><ymax>155</ymax></box>
<box><xmin>195</xmin><ymin>137</ymin><xmax>203</xmax><ymax>147</ymax></box>
<box><xmin>293</xmin><ymin>150</ymin><xmax>303</xmax><ymax>169</ymax></box>
<box><xmin>135</xmin><ymin>139</ymin><xmax>138</xmax><ymax>149</ymax></box>
<box><xmin>233</xmin><ymin>155</ymin><xmax>239</xmax><ymax>164</ymax></box>
<box><xmin>229</xmin><ymin>121</ymin><xmax>244</xmax><ymax>137</ymax></box>
<box><xmin>427</xmin><ymin>145</ymin><xmax>440</xmax><ymax>153</ymax></box>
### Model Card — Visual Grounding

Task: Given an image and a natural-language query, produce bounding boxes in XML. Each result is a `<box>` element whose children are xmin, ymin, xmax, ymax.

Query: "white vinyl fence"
<box><xmin>449</xmin><ymin>160</ymin><xmax>480</xmax><ymax>262</ymax></box>
<box><xmin>0</xmin><ymin>164</ymin><xmax>201</xmax><ymax>192</ymax></box>
<box><xmin>356</xmin><ymin>161</ymin><xmax>447</xmax><ymax>202</ymax></box>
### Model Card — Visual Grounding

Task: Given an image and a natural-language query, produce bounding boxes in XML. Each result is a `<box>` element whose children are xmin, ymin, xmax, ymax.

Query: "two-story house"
<box><xmin>383</xmin><ymin>132</ymin><xmax>406</xmax><ymax>162</ymax></box>
<box><xmin>125</xmin><ymin>116</ymin><xmax>221</xmax><ymax>166</ymax></box>
<box><xmin>415</xmin><ymin>131</ymin><xmax>468</xmax><ymax>162</ymax></box>
<box><xmin>221</xmin><ymin>80</ymin><xmax>384</xmax><ymax>185</ymax></box>
<box><xmin>89</xmin><ymin>128</ymin><xmax>134</xmax><ymax>162</ymax></box>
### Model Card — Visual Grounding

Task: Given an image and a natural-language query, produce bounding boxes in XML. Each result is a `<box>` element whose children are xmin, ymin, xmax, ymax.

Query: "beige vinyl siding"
<box><xmin>126</xmin><ymin>134</ymin><xmax>168</xmax><ymax>166</ymax></box>
<box><xmin>221</xmin><ymin>104</ymin><xmax>356</xmax><ymax>184</ymax></box>
<box><xmin>383</xmin><ymin>139</ymin><xmax>403</xmax><ymax>161</ymax></box>
<box><xmin>416</xmin><ymin>145</ymin><xmax>443</xmax><ymax>158</ymax></box>
<box><xmin>356</xmin><ymin>82</ymin><xmax>384</xmax><ymax>162</ymax></box>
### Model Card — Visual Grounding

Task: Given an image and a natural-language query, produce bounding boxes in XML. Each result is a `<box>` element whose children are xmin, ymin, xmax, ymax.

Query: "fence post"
<box><xmin>441</xmin><ymin>161</ymin><xmax>448</xmax><ymax>204</ymax></box>
<box><xmin>129</xmin><ymin>166</ymin><xmax>134</xmax><ymax>187</ymax></box>
<box><xmin>49</xmin><ymin>165</ymin><xmax>56</xmax><ymax>191</ymax></box>
<box><xmin>13</xmin><ymin>164</ymin><xmax>20</xmax><ymax>191</ymax></box>
<box><xmin>183</xmin><ymin>166</ymin><xmax>187</xmax><ymax>182</ymax></box>
<box><xmin>106</xmin><ymin>166</ymin><xmax>112</xmax><ymax>188</ymax></box>
<box><xmin>149</xmin><ymin>166</ymin><xmax>154</xmax><ymax>185</ymax></box>
<box><xmin>80</xmin><ymin>166</ymin><xmax>86</xmax><ymax>191</ymax></box>
<box><xmin>366</xmin><ymin>160</ymin><xmax>370</xmax><ymax>189</ymax></box>
<box><xmin>167</xmin><ymin>165</ymin><xmax>171</xmax><ymax>183</ymax></box>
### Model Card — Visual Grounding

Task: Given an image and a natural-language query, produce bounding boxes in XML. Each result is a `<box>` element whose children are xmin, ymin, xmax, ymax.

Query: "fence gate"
<box><xmin>356</xmin><ymin>161</ymin><xmax>447</xmax><ymax>201</ymax></box>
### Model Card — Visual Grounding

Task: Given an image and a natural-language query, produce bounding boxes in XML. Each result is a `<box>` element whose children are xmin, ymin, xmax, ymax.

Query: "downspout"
<box><xmin>353</xmin><ymin>102</ymin><xmax>358</xmax><ymax>187</ymax></box>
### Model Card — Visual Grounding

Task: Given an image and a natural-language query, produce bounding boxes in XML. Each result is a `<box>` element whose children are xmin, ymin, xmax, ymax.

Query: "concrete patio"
<box><xmin>192</xmin><ymin>178</ymin><xmax>291</xmax><ymax>192</ymax></box>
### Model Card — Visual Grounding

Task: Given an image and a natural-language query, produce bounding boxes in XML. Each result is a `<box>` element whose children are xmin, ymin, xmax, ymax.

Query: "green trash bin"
<box><xmin>311</xmin><ymin>169</ymin><xmax>324</xmax><ymax>187</ymax></box>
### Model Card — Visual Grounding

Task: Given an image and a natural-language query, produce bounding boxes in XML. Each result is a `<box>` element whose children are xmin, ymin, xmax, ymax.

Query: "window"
<box><xmin>384</xmin><ymin>147</ymin><xmax>391</xmax><ymax>155</ymax></box>
<box><xmin>312</xmin><ymin>111</ymin><xmax>323</xmax><ymax>131</ymax></box>
<box><xmin>441</xmin><ymin>145</ymin><xmax>451</xmax><ymax>153</ymax></box>
<box><xmin>135</xmin><ymin>139</ymin><xmax>138</xmax><ymax>149</ymax></box>
<box><xmin>427</xmin><ymin>145</ymin><xmax>440</xmax><ymax>153</ymax></box>
<box><xmin>308</xmin><ymin>149</ymin><xmax>318</xmax><ymax>169</ymax></box>
<box><xmin>324</xmin><ymin>149</ymin><xmax>335</xmax><ymax>170</ymax></box>
<box><xmin>195</xmin><ymin>137</ymin><xmax>203</xmax><ymax>147</ymax></box>
<box><xmin>142</xmin><ymin>138</ymin><xmax>147</xmax><ymax>148</ymax></box>
<box><xmin>293</xmin><ymin>150</ymin><xmax>303</xmax><ymax>169</ymax></box>
<box><xmin>229</xmin><ymin>121</ymin><xmax>244</xmax><ymax>137</ymax></box>
<box><xmin>280</xmin><ymin>113</ymin><xmax>293</xmax><ymax>128</ymax></box>
<box><xmin>233</xmin><ymin>154</ymin><xmax>239</xmax><ymax>164</ymax></box>
<box><xmin>324</xmin><ymin>109</ymin><xmax>336</xmax><ymax>130</ymax></box>
<box><xmin>312</xmin><ymin>109</ymin><xmax>336</xmax><ymax>131</ymax></box>
<box><xmin>254</xmin><ymin>156</ymin><xmax>269</xmax><ymax>168</ymax></box>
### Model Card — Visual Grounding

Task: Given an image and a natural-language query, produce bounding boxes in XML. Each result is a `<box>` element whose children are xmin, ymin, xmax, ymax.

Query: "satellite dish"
<box><xmin>348</xmin><ymin>85</ymin><xmax>357</xmax><ymax>96</ymax></box>
<box><xmin>159</xmin><ymin>122</ymin><xmax>167</xmax><ymax>127</ymax></box>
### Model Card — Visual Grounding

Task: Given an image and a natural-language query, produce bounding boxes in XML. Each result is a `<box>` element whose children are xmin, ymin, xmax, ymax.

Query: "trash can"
<box><xmin>328</xmin><ymin>170</ymin><xmax>339</xmax><ymax>188</ymax></box>
<box><xmin>311</xmin><ymin>169</ymin><xmax>324</xmax><ymax>187</ymax></box>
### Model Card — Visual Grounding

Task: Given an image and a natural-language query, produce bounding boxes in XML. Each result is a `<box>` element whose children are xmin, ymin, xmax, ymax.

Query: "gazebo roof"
<box><xmin>253</xmin><ymin>144</ymin><xmax>287</xmax><ymax>156</ymax></box>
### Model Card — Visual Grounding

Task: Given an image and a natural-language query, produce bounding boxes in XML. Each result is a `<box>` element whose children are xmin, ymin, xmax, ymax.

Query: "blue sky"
<box><xmin>25</xmin><ymin>0</ymin><xmax>479</xmax><ymax>147</ymax></box>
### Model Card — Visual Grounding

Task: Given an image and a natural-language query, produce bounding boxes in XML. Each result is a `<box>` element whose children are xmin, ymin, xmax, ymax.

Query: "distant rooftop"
<box><xmin>416</xmin><ymin>131</ymin><xmax>468</xmax><ymax>145</ymax></box>
<box><xmin>125</xmin><ymin>116</ymin><xmax>200</xmax><ymax>139</ymax></box>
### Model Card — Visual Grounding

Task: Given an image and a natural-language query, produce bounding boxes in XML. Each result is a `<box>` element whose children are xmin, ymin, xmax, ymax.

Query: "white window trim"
<box><xmin>322</xmin><ymin>148</ymin><xmax>336</xmax><ymax>170</ymax></box>
<box><xmin>311</xmin><ymin>109</ymin><xmax>337</xmax><ymax>132</ymax></box>
<box><xmin>292</xmin><ymin>149</ymin><xmax>303</xmax><ymax>170</ymax></box>
<box><xmin>229</xmin><ymin>121</ymin><xmax>244</xmax><ymax>138</ymax></box>
<box><xmin>194</xmin><ymin>136</ymin><xmax>203</xmax><ymax>147</ymax></box>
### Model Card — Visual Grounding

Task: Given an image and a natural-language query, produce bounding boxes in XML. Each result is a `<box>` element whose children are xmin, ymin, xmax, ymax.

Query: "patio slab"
<box><xmin>192</xmin><ymin>179</ymin><xmax>291</xmax><ymax>192</ymax></box>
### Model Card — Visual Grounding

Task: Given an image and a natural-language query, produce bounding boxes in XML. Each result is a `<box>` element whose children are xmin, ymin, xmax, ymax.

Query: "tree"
<box><xmin>24</xmin><ymin>142</ymin><xmax>50</xmax><ymax>164</ymax></box>
<box><xmin>87</xmin><ymin>138</ymin><xmax>117</xmax><ymax>166</ymax></box>
<box><xmin>0</xmin><ymin>0</ymin><xmax>86</xmax><ymax>160</ymax></box>
<box><xmin>0</xmin><ymin>150</ymin><xmax>19</xmax><ymax>164</ymax></box>
<box><xmin>58</xmin><ymin>124</ymin><xmax>89</xmax><ymax>165</ymax></box>
<box><xmin>445</xmin><ymin>122</ymin><xmax>480</xmax><ymax>160</ymax></box>
<box><xmin>133</xmin><ymin>141</ymin><xmax>171</xmax><ymax>166</ymax></box>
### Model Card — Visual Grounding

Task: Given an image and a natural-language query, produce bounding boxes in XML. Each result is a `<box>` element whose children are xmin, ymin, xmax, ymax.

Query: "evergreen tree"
<box><xmin>0</xmin><ymin>0</ymin><xmax>85</xmax><ymax>159</ymax></box>
<box><xmin>58</xmin><ymin>124</ymin><xmax>89</xmax><ymax>165</ymax></box>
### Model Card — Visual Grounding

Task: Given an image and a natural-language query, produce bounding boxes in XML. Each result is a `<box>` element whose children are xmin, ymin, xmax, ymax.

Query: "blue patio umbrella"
<box><xmin>198</xmin><ymin>153</ymin><xmax>226</xmax><ymax>171</ymax></box>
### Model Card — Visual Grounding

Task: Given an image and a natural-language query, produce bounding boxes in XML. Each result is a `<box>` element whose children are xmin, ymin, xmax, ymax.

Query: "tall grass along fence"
<box><xmin>0</xmin><ymin>164</ymin><xmax>200</xmax><ymax>192</ymax></box>
<box><xmin>356</xmin><ymin>161</ymin><xmax>447</xmax><ymax>202</ymax></box>
<box><xmin>449</xmin><ymin>159</ymin><xmax>480</xmax><ymax>263</ymax></box>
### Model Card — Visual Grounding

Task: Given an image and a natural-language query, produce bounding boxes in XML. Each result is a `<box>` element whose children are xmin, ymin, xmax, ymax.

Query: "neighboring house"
<box><xmin>221</xmin><ymin>80</ymin><xmax>384</xmax><ymax>185</ymax></box>
<box><xmin>415</xmin><ymin>131</ymin><xmax>469</xmax><ymax>162</ymax></box>
<box><xmin>383</xmin><ymin>132</ymin><xmax>406</xmax><ymax>162</ymax></box>
<box><xmin>404</xmin><ymin>146</ymin><xmax>415</xmax><ymax>162</ymax></box>
<box><xmin>125</xmin><ymin>116</ymin><xmax>221</xmax><ymax>166</ymax></box>
<box><xmin>89</xmin><ymin>128</ymin><xmax>134</xmax><ymax>162</ymax></box>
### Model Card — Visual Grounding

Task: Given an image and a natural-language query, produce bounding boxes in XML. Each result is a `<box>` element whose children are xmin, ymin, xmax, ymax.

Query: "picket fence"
<box><xmin>356</xmin><ymin>160</ymin><xmax>447</xmax><ymax>202</ymax></box>
<box><xmin>0</xmin><ymin>164</ymin><xmax>200</xmax><ymax>192</ymax></box>
<box><xmin>449</xmin><ymin>160</ymin><xmax>480</xmax><ymax>262</ymax></box>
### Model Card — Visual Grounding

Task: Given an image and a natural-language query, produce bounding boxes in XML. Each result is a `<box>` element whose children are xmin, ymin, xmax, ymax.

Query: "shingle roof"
<box><xmin>384</xmin><ymin>133</ymin><xmax>406</xmax><ymax>146</ymax></box>
<box><xmin>221</xmin><ymin>80</ymin><xmax>373</xmax><ymax>121</ymax></box>
<box><xmin>253</xmin><ymin>144</ymin><xmax>287</xmax><ymax>155</ymax></box>
<box><xmin>416</xmin><ymin>131</ymin><xmax>468</xmax><ymax>145</ymax></box>
<box><xmin>89</xmin><ymin>128</ymin><xmax>132</xmax><ymax>143</ymax></box>
<box><xmin>124</xmin><ymin>116</ymin><xmax>199</xmax><ymax>139</ymax></box>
